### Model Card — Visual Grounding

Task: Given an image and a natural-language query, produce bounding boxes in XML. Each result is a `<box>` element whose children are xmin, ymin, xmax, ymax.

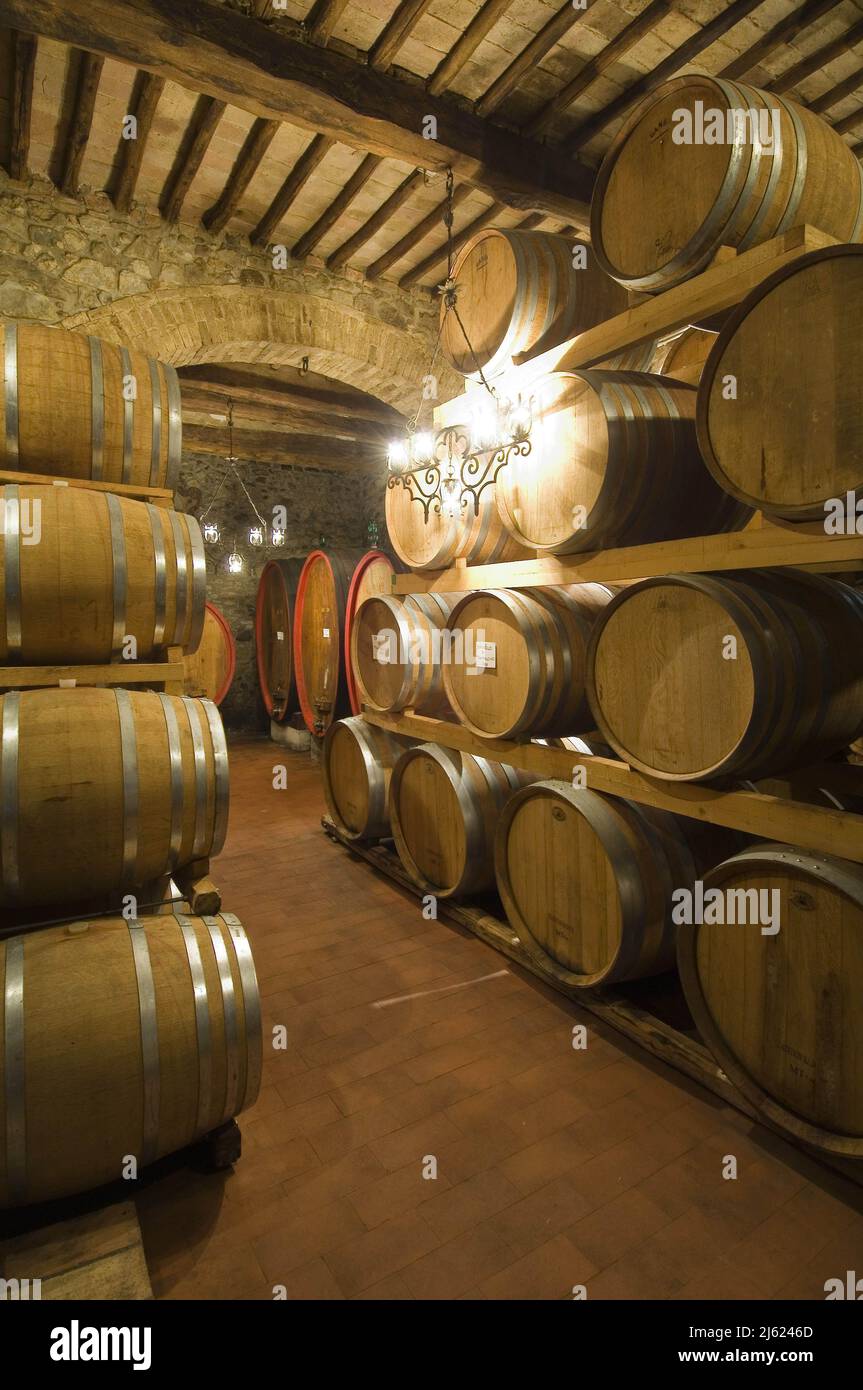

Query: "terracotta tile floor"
<box><xmin>136</xmin><ymin>738</ymin><xmax>863</xmax><ymax>1300</ymax></box>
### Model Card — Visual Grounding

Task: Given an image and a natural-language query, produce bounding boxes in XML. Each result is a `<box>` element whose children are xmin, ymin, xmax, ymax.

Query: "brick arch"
<box><xmin>62</xmin><ymin>284</ymin><xmax>461</xmax><ymax>414</ymax></box>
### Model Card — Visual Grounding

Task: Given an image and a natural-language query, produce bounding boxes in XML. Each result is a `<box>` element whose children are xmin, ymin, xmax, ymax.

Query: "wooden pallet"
<box><xmin>0</xmin><ymin>648</ymin><xmax>185</xmax><ymax>694</ymax></box>
<box><xmin>361</xmin><ymin>709</ymin><xmax>863</xmax><ymax>864</ymax></box>
<box><xmin>0</xmin><ymin>467</ymin><xmax>174</xmax><ymax>508</ymax></box>
<box><xmin>323</xmin><ymin>816</ymin><xmax>863</xmax><ymax>1190</ymax></box>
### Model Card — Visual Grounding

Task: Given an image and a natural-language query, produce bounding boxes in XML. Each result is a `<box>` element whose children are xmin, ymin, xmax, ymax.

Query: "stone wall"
<box><xmin>175</xmin><ymin>453</ymin><xmax>386</xmax><ymax>733</ymax></box>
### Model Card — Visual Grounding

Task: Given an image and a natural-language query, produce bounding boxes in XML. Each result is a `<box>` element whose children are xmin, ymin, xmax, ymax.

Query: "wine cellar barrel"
<box><xmin>0</xmin><ymin>687</ymin><xmax>229</xmax><ymax>911</ymax></box>
<box><xmin>677</xmin><ymin>843</ymin><xmax>863</xmax><ymax>1155</ymax></box>
<box><xmin>293</xmin><ymin>548</ymin><xmax>364</xmax><ymax>736</ymax></box>
<box><xmin>0</xmin><ymin>484</ymin><xmax>205</xmax><ymax>663</ymax></box>
<box><xmin>0</xmin><ymin>320</ymin><xmax>183</xmax><ymax>488</ymax></box>
<box><xmin>389</xmin><ymin>742</ymin><xmax>529</xmax><ymax>896</ymax></box>
<box><xmin>183</xmin><ymin>602</ymin><xmax>236</xmax><ymax>705</ymax></box>
<box><xmin>494</xmin><ymin>369</ymin><xmax>749</xmax><ymax>554</ymax></box>
<box><xmin>587</xmin><ymin>571</ymin><xmax>863</xmax><ymax>781</ymax></box>
<box><xmin>442</xmin><ymin>584</ymin><xmax>615</xmax><ymax>739</ymax></box>
<box><xmin>322</xmin><ymin>716</ymin><xmax>418</xmax><ymax>842</ymax></box>
<box><xmin>495</xmin><ymin>782</ymin><xmax>731</xmax><ymax>988</ymax></box>
<box><xmin>0</xmin><ymin>910</ymin><xmax>261</xmax><ymax>1207</ymax></box>
<box><xmin>439</xmin><ymin>229</ymin><xmax>630</xmax><ymax>377</ymax></box>
<box><xmin>697</xmin><ymin>245</ymin><xmax>863</xmax><ymax>520</ymax></box>
<box><xmin>591</xmin><ymin>75</ymin><xmax>863</xmax><ymax>292</ymax></box>
<box><xmin>255</xmin><ymin>557</ymin><xmax>305</xmax><ymax>723</ymax></box>
<box><xmin>385</xmin><ymin>474</ymin><xmax>530</xmax><ymax>572</ymax></box>
<box><xmin>344</xmin><ymin>550</ymin><xmax>400</xmax><ymax>715</ymax></box>
<box><xmin>350</xmin><ymin>591</ymin><xmax>458</xmax><ymax>717</ymax></box>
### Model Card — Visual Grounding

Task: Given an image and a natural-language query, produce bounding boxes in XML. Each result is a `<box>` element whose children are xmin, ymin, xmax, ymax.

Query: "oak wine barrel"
<box><xmin>0</xmin><ymin>484</ymin><xmax>205</xmax><ymax>663</ymax></box>
<box><xmin>591</xmin><ymin>76</ymin><xmax>863</xmax><ymax>292</ymax></box>
<box><xmin>697</xmin><ymin>245</ymin><xmax>863</xmax><ymax>520</ymax></box>
<box><xmin>442</xmin><ymin>584</ymin><xmax>615</xmax><ymax>738</ymax></box>
<box><xmin>1</xmin><ymin>320</ymin><xmax>182</xmax><ymax>488</ymax></box>
<box><xmin>0</xmin><ymin>910</ymin><xmax>261</xmax><ymax>1206</ymax></box>
<box><xmin>389</xmin><ymin>742</ymin><xmax>530</xmax><ymax>897</ymax></box>
<box><xmin>183</xmin><ymin>602</ymin><xmax>236</xmax><ymax>705</ymax></box>
<box><xmin>0</xmin><ymin>687</ymin><xmax>229</xmax><ymax>911</ymax></box>
<box><xmin>494</xmin><ymin>369</ymin><xmax>749</xmax><ymax>555</ymax></box>
<box><xmin>293</xmin><ymin>548</ymin><xmax>364</xmax><ymax>735</ymax></box>
<box><xmin>495</xmin><ymin>782</ymin><xmax>736</xmax><ymax>988</ymax></box>
<box><xmin>343</xmin><ymin>550</ymin><xmax>401</xmax><ymax>715</ymax></box>
<box><xmin>255</xmin><ymin>557</ymin><xmax>305</xmax><ymax>722</ymax></box>
<box><xmin>385</xmin><ymin>474</ymin><xmax>530</xmax><ymax>572</ymax></box>
<box><xmin>677</xmin><ymin>843</ymin><xmax>863</xmax><ymax>1155</ymax></box>
<box><xmin>587</xmin><ymin>570</ymin><xmax>863</xmax><ymax>781</ymax></box>
<box><xmin>322</xmin><ymin>716</ymin><xmax>418</xmax><ymax>842</ymax></box>
<box><xmin>350</xmin><ymin>591</ymin><xmax>458</xmax><ymax>718</ymax></box>
<box><xmin>440</xmin><ymin>229</ymin><xmax>630</xmax><ymax>378</ymax></box>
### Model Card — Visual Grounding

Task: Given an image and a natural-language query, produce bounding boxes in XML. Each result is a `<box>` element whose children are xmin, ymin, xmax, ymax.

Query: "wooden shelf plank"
<box><xmin>0</xmin><ymin>469</ymin><xmax>174</xmax><ymax>505</ymax></box>
<box><xmin>0</xmin><ymin>662</ymin><xmax>184</xmax><ymax>688</ymax></box>
<box><xmin>391</xmin><ymin>520</ymin><xmax>863</xmax><ymax>594</ymax></box>
<box><xmin>361</xmin><ymin>709</ymin><xmax>863</xmax><ymax>863</ymax></box>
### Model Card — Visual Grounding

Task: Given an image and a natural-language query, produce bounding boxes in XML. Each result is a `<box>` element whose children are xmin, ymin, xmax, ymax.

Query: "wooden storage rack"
<box><xmin>0</xmin><ymin>648</ymin><xmax>186</xmax><ymax>695</ymax></box>
<box><xmin>0</xmin><ymin>467</ymin><xmax>175</xmax><ymax>509</ymax></box>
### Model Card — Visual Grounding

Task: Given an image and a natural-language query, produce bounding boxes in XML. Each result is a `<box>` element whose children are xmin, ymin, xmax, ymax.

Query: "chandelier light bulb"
<box><xmin>227</xmin><ymin>548</ymin><xmax>244</xmax><ymax>574</ymax></box>
<box><xmin>440</xmin><ymin>474</ymin><xmax>463</xmax><ymax>519</ymax></box>
<box><xmin>471</xmin><ymin>397</ymin><xmax>499</xmax><ymax>451</ymax></box>
<box><xmin>202</xmin><ymin>521</ymin><xmax>220</xmax><ymax>545</ymax></box>
<box><xmin>271</xmin><ymin>528</ymin><xmax>286</xmax><ymax>547</ymax></box>
<box><xmin>507</xmin><ymin>395</ymin><xmax>533</xmax><ymax>441</ymax></box>
<box><xmin>412</xmin><ymin>431</ymin><xmax>435</xmax><ymax>465</ymax></box>
<box><xmin>387</xmin><ymin>439</ymin><xmax>408</xmax><ymax>474</ymax></box>
<box><xmin>249</xmin><ymin>525</ymin><xmax>264</xmax><ymax>547</ymax></box>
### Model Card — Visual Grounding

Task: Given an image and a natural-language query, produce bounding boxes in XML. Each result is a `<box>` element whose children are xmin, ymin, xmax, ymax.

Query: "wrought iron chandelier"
<box><xmin>199</xmin><ymin>399</ymin><xmax>286</xmax><ymax>571</ymax></box>
<box><xmin>386</xmin><ymin>170</ymin><xmax>534</xmax><ymax>521</ymax></box>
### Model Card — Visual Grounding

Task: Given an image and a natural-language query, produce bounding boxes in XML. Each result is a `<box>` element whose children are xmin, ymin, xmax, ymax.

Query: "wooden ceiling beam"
<box><xmin>304</xmin><ymin>0</ymin><xmax>351</xmax><ymax>46</ymax></box>
<box><xmin>427</xmin><ymin>0</ymin><xmax>512</xmax><ymax>98</ymax></box>
<box><xmin>251</xmin><ymin>133</ymin><xmax>333</xmax><ymax>247</ymax></box>
<box><xmin>178</xmin><ymin>365</ymin><xmax>401</xmax><ymax>423</ymax></box>
<box><xmin>326</xmin><ymin>167</ymin><xmax>426</xmax><ymax>270</ymax></box>
<box><xmin>767</xmin><ymin>17</ymin><xmax>863</xmax><ymax>93</ymax></box>
<box><xmin>365</xmin><ymin>183</ymin><xmax>472</xmax><ymax>280</ymax></box>
<box><xmin>720</xmin><ymin>0</ymin><xmax>843</xmax><ymax>80</ymax></box>
<box><xmin>181</xmin><ymin>392</ymin><xmax>390</xmax><ymax>441</ymax></box>
<box><xmin>8</xmin><ymin>32</ymin><xmax>37</xmax><ymax>181</ymax></box>
<box><xmin>566</xmin><ymin>0</ymin><xmax>766</xmax><ymax>153</ymax></box>
<box><xmin>111</xmin><ymin>70</ymin><xmax>164</xmax><ymax>214</ymax></box>
<box><xmin>58</xmin><ymin>50</ymin><xmax>104</xmax><ymax>196</ymax></box>
<box><xmin>3</xmin><ymin>0</ymin><xmax>595</xmax><ymax>226</ymax></box>
<box><xmin>398</xmin><ymin>201</ymin><xmax>507</xmax><ymax>289</ymax></box>
<box><xmin>160</xmin><ymin>93</ymin><xmax>225</xmax><ymax>222</ymax></box>
<box><xmin>832</xmin><ymin>105</ymin><xmax>863</xmax><ymax>136</ymax></box>
<box><xmin>809</xmin><ymin>66</ymin><xmax>863</xmax><ymax>114</ymax></box>
<box><xmin>202</xmin><ymin>117</ymin><xmax>279</xmax><ymax>234</ymax></box>
<box><xmin>370</xmin><ymin>0</ymin><xmax>434</xmax><ymax>73</ymax></box>
<box><xmin>524</xmin><ymin>0</ymin><xmax>671</xmax><ymax>138</ymax></box>
<box><xmin>292</xmin><ymin>152</ymin><xmax>383</xmax><ymax>260</ymax></box>
<box><xmin>182</xmin><ymin>423</ymin><xmax>381</xmax><ymax>470</ymax></box>
<box><xmin>475</xmin><ymin>0</ymin><xmax>588</xmax><ymax>118</ymax></box>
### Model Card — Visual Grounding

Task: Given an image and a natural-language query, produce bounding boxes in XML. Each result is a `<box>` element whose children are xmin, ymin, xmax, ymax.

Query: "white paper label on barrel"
<box><xmin>52</xmin><ymin>479</ymin><xmax>70</xmax><ymax>487</ymax></box>
<box><xmin>59</xmin><ymin>678</ymin><xmax>77</xmax><ymax>687</ymax></box>
<box><xmin>276</xmin><ymin>631</ymin><xmax>284</xmax><ymax>641</ymax></box>
<box><xmin>475</xmin><ymin>640</ymin><xmax>496</xmax><ymax>670</ymax></box>
<box><xmin>323</xmin><ymin>627</ymin><xmax>330</xmax><ymax>638</ymax></box>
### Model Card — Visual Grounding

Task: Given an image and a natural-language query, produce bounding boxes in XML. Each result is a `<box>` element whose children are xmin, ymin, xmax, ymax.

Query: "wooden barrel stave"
<box><xmin>322</xmin><ymin>716</ymin><xmax>418</xmax><ymax>842</ymax></box>
<box><xmin>183</xmin><ymin>602</ymin><xmax>236</xmax><ymax>705</ymax></box>
<box><xmin>255</xmin><ymin>557</ymin><xmax>305</xmax><ymax>722</ymax></box>
<box><xmin>1</xmin><ymin>320</ymin><xmax>182</xmax><ymax>488</ymax></box>
<box><xmin>677</xmin><ymin>843</ymin><xmax>863</xmax><ymax>1154</ymax></box>
<box><xmin>0</xmin><ymin>484</ymin><xmax>205</xmax><ymax>663</ymax></box>
<box><xmin>0</xmin><ymin>910</ymin><xmax>261</xmax><ymax>1206</ymax></box>
<box><xmin>0</xmin><ymin>687</ymin><xmax>229</xmax><ymax>911</ymax></box>
<box><xmin>293</xmin><ymin>548</ymin><xmax>365</xmax><ymax>736</ymax></box>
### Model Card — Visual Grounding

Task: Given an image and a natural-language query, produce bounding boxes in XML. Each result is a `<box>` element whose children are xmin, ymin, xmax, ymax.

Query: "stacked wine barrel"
<box><xmin>0</xmin><ymin>321</ymin><xmax>261</xmax><ymax>1208</ymax></box>
<box><xmin>326</xmin><ymin>86</ymin><xmax>863</xmax><ymax>1155</ymax></box>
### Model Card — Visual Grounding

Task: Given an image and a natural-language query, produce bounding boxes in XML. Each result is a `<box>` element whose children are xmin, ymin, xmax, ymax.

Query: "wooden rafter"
<box><xmin>8</xmin><ymin>31</ymin><xmax>37</xmax><ymax>181</ymax></box>
<box><xmin>720</xmin><ymin>0</ymin><xmax>843</xmax><ymax>80</ymax></box>
<box><xmin>179</xmin><ymin>365</ymin><xmax>400</xmax><ymax>424</ymax></box>
<box><xmin>427</xmin><ymin>0</ymin><xmax>512</xmax><ymax>98</ymax></box>
<box><xmin>160</xmin><ymin>93</ymin><xmax>225</xmax><ymax>222</ymax></box>
<box><xmin>304</xmin><ymin>0</ymin><xmax>350</xmax><ymax>46</ymax></box>
<box><xmin>524</xmin><ymin>0</ymin><xmax>671</xmax><ymax>138</ymax></box>
<box><xmin>292</xmin><ymin>152</ymin><xmax>382</xmax><ymax>260</ymax></box>
<box><xmin>768</xmin><ymin>17</ymin><xmax>863</xmax><ymax>94</ymax></box>
<box><xmin>810</xmin><ymin>66</ymin><xmax>863</xmax><ymax>114</ymax></box>
<box><xmin>202</xmin><ymin>117</ymin><xmax>279</xmax><ymax>234</ymax></box>
<box><xmin>182</xmin><ymin>423</ymin><xmax>380</xmax><ymax>470</ymax></box>
<box><xmin>365</xmin><ymin>183</ymin><xmax>471</xmax><ymax>280</ymax></box>
<box><xmin>4</xmin><ymin>0</ymin><xmax>595</xmax><ymax>226</ymax></box>
<box><xmin>566</xmin><ymin>0</ymin><xmax>766</xmax><ymax>152</ymax></box>
<box><xmin>475</xmin><ymin>0</ymin><xmax>588</xmax><ymax>118</ymax></box>
<box><xmin>369</xmin><ymin>0</ymin><xmax>434</xmax><ymax>73</ymax></box>
<box><xmin>832</xmin><ymin>106</ymin><xmax>863</xmax><ymax>137</ymax></box>
<box><xmin>251</xmin><ymin>133</ymin><xmax>333</xmax><ymax>247</ymax></box>
<box><xmin>398</xmin><ymin>201</ymin><xmax>506</xmax><ymax>289</ymax></box>
<box><xmin>326</xmin><ymin>167</ymin><xmax>426</xmax><ymax>270</ymax></box>
<box><xmin>58</xmin><ymin>50</ymin><xmax>104</xmax><ymax>196</ymax></box>
<box><xmin>111</xmin><ymin>70</ymin><xmax>164</xmax><ymax>214</ymax></box>
<box><xmin>181</xmin><ymin>390</ymin><xmax>391</xmax><ymax>442</ymax></box>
